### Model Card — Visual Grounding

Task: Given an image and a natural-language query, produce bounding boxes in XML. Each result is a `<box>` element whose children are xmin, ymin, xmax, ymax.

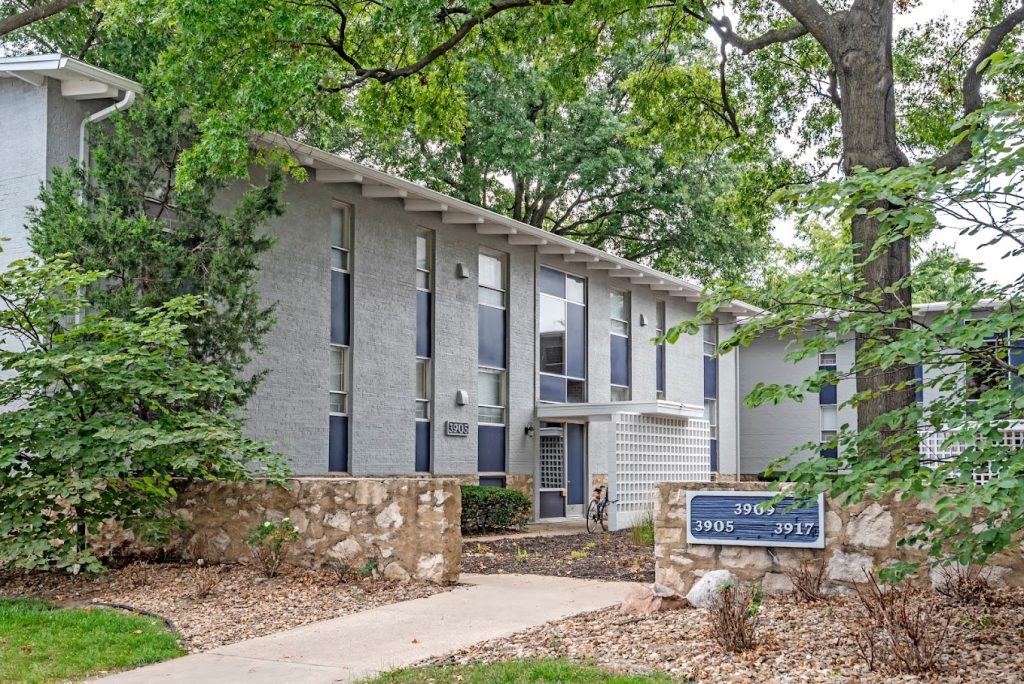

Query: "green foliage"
<box><xmin>0</xmin><ymin>257</ymin><xmax>286</xmax><ymax>574</ymax></box>
<box><xmin>366</xmin><ymin>658</ymin><xmax>671</xmax><ymax>684</ymax></box>
<box><xmin>698</xmin><ymin>54</ymin><xmax>1024</xmax><ymax>574</ymax></box>
<box><xmin>28</xmin><ymin>99</ymin><xmax>284</xmax><ymax>400</ymax></box>
<box><xmin>460</xmin><ymin>486</ymin><xmax>531</xmax><ymax>534</ymax></box>
<box><xmin>0</xmin><ymin>597</ymin><xmax>184</xmax><ymax>682</ymax></box>
<box><xmin>247</xmin><ymin>517</ymin><xmax>300</xmax><ymax>578</ymax></box>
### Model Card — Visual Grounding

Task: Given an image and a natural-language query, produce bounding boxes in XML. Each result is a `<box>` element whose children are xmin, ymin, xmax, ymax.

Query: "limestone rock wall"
<box><xmin>655</xmin><ymin>481</ymin><xmax>1024</xmax><ymax>595</ymax></box>
<box><xmin>114</xmin><ymin>478</ymin><xmax>462</xmax><ymax>583</ymax></box>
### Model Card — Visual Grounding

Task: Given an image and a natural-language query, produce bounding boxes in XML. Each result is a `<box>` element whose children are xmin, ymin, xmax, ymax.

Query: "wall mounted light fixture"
<box><xmin>455</xmin><ymin>263</ymin><xmax>470</xmax><ymax>279</ymax></box>
<box><xmin>524</xmin><ymin>424</ymin><xmax>535</xmax><ymax>438</ymax></box>
<box><xmin>455</xmin><ymin>389</ymin><xmax>469</xmax><ymax>406</ymax></box>
<box><xmin>639</xmin><ymin>313</ymin><xmax>648</xmax><ymax>327</ymax></box>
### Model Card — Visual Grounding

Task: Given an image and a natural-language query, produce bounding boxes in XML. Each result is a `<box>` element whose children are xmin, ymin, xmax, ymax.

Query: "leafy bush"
<box><xmin>460</xmin><ymin>486</ymin><xmax>531</xmax><ymax>534</ymax></box>
<box><xmin>708</xmin><ymin>581</ymin><xmax>762</xmax><ymax>653</ymax></box>
<box><xmin>852</xmin><ymin>572</ymin><xmax>949</xmax><ymax>674</ymax></box>
<box><xmin>0</xmin><ymin>257</ymin><xmax>286</xmax><ymax>574</ymax></box>
<box><xmin>247</xmin><ymin>518</ymin><xmax>300</xmax><ymax>578</ymax></box>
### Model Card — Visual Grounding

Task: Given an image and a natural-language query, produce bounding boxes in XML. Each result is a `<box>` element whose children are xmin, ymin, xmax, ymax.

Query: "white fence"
<box><xmin>919</xmin><ymin>421</ymin><xmax>1024</xmax><ymax>485</ymax></box>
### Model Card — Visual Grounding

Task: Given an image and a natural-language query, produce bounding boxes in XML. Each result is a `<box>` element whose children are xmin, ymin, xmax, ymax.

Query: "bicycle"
<box><xmin>586</xmin><ymin>485</ymin><xmax>615</xmax><ymax>532</ymax></box>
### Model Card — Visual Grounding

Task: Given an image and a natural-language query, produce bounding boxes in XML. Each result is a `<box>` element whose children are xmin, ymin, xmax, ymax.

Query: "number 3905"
<box><xmin>693</xmin><ymin>519</ymin><xmax>734</xmax><ymax>533</ymax></box>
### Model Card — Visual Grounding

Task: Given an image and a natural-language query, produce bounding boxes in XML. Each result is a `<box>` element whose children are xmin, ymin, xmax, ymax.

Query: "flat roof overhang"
<box><xmin>536</xmin><ymin>400</ymin><xmax>705</xmax><ymax>422</ymax></box>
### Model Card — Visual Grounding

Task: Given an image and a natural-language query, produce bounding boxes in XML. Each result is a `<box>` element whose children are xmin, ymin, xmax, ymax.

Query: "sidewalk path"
<box><xmin>92</xmin><ymin>573</ymin><xmax>633</xmax><ymax>684</ymax></box>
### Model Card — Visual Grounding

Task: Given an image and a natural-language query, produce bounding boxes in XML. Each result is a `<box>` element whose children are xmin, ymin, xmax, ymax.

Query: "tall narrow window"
<box><xmin>329</xmin><ymin>204</ymin><xmax>353</xmax><ymax>472</ymax></box>
<box><xmin>539</xmin><ymin>266</ymin><xmax>586</xmax><ymax>403</ymax></box>
<box><xmin>655</xmin><ymin>301</ymin><xmax>666</xmax><ymax>400</ymax></box>
<box><xmin>818</xmin><ymin>351</ymin><xmax>838</xmax><ymax>458</ymax></box>
<box><xmin>703</xmin><ymin>319</ymin><xmax>718</xmax><ymax>471</ymax></box>
<box><xmin>479</xmin><ymin>249</ymin><xmax>508</xmax><ymax>481</ymax></box>
<box><xmin>415</xmin><ymin>228</ymin><xmax>433</xmax><ymax>473</ymax></box>
<box><xmin>610</xmin><ymin>290</ymin><xmax>630</xmax><ymax>401</ymax></box>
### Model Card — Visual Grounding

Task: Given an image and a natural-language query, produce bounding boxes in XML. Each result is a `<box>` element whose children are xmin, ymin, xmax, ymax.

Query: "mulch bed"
<box><xmin>424</xmin><ymin>590</ymin><xmax>1024</xmax><ymax>683</ymax></box>
<box><xmin>0</xmin><ymin>561</ymin><xmax>450</xmax><ymax>652</ymax></box>
<box><xmin>461</xmin><ymin>531</ymin><xmax>654</xmax><ymax>582</ymax></box>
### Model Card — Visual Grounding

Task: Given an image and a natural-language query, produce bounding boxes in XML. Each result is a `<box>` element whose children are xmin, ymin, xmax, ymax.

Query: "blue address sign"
<box><xmin>686</xmin><ymin>491</ymin><xmax>825</xmax><ymax>549</ymax></box>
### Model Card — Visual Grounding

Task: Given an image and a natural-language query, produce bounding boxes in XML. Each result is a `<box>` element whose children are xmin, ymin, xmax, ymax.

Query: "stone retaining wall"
<box><xmin>105</xmin><ymin>478</ymin><xmax>462</xmax><ymax>583</ymax></box>
<box><xmin>655</xmin><ymin>481</ymin><xmax>1024</xmax><ymax>595</ymax></box>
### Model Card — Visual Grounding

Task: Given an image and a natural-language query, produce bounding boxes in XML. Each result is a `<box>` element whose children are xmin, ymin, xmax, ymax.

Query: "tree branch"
<box><xmin>0</xmin><ymin>0</ymin><xmax>90</xmax><ymax>37</ymax></box>
<box><xmin>933</xmin><ymin>1</ymin><xmax>1024</xmax><ymax>172</ymax></box>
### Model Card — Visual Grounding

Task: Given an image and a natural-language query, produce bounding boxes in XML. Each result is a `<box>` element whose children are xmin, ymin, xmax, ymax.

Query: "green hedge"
<box><xmin>460</xmin><ymin>485</ymin><xmax>531</xmax><ymax>534</ymax></box>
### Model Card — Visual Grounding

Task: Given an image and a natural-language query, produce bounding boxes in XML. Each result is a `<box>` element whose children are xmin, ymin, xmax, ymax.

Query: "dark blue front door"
<box><xmin>566</xmin><ymin>423</ymin><xmax>586</xmax><ymax>514</ymax></box>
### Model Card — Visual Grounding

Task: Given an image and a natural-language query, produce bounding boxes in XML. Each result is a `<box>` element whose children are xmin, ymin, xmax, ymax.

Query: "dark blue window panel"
<box><xmin>566</xmin><ymin>303</ymin><xmax>586</xmax><ymax>379</ymax></box>
<box><xmin>330</xmin><ymin>271</ymin><xmax>350</xmax><ymax>346</ymax></box>
<box><xmin>914</xmin><ymin>363</ymin><xmax>924</xmax><ymax>403</ymax></box>
<box><xmin>539</xmin><ymin>266</ymin><xmax>565</xmax><ymax>298</ymax></box>
<box><xmin>818</xmin><ymin>364</ymin><xmax>837</xmax><ymax>405</ymax></box>
<box><xmin>478</xmin><ymin>305</ymin><xmax>506</xmax><ymax>369</ymax></box>
<box><xmin>415</xmin><ymin>421</ymin><xmax>431</xmax><ymax>472</ymax></box>
<box><xmin>710</xmin><ymin>439</ymin><xmax>718</xmax><ymax>472</ymax></box>
<box><xmin>656</xmin><ymin>344</ymin><xmax>665</xmax><ymax>394</ymax></box>
<box><xmin>821</xmin><ymin>445</ymin><xmax>838</xmax><ymax>459</ymax></box>
<box><xmin>1011</xmin><ymin>340</ymin><xmax>1024</xmax><ymax>391</ymax></box>
<box><xmin>540</xmin><ymin>374</ymin><xmax>566</xmax><ymax>403</ymax></box>
<box><xmin>416</xmin><ymin>291</ymin><xmax>432</xmax><ymax>358</ymax></box>
<box><xmin>703</xmin><ymin>355</ymin><xmax>718</xmax><ymax>399</ymax></box>
<box><xmin>566</xmin><ymin>423</ymin><xmax>585</xmax><ymax>506</ymax></box>
<box><xmin>539</xmin><ymin>490</ymin><xmax>564</xmax><ymax>518</ymax></box>
<box><xmin>329</xmin><ymin>415</ymin><xmax>348</xmax><ymax>472</ymax></box>
<box><xmin>479</xmin><ymin>476</ymin><xmax>506</xmax><ymax>488</ymax></box>
<box><xmin>610</xmin><ymin>335</ymin><xmax>629</xmax><ymax>388</ymax></box>
<box><xmin>477</xmin><ymin>425</ymin><xmax>506</xmax><ymax>472</ymax></box>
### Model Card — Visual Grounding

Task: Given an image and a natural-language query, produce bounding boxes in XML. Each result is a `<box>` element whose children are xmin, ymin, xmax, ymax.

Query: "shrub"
<box><xmin>785</xmin><ymin>559</ymin><xmax>827</xmax><ymax>602</ymax></box>
<box><xmin>932</xmin><ymin>563</ymin><xmax>994</xmax><ymax>605</ymax></box>
<box><xmin>851</xmin><ymin>572</ymin><xmax>949</xmax><ymax>674</ymax></box>
<box><xmin>247</xmin><ymin>518</ymin><xmax>300</xmax><ymax>578</ymax></box>
<box><xmin>630</xmin><ymin>506</ymin><xmax>655</xmax><ymax>546</ymax></box>
<box><xmin>460</xmin><ymin>486</ymin><xmax>531</xmax><ymax>534</ymax></box>
<box><xmin>708</xmin><ymin>581</ymin><xmax>762</xmax><ymax>653</ymax></box>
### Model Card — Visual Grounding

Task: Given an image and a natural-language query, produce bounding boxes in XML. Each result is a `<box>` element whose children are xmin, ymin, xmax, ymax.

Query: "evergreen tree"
<box><xmin>28</xmin><ymin>101</ymin><xmax>284</xmax><ymax>399</ymax></box>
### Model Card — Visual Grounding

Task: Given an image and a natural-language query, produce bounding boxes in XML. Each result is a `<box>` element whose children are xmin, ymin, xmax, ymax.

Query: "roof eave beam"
<box><xmin>315</xmin><ymin>169</ymin><xmax>364</xmax><ymax>184</ymax></box>
<box><xmin>404</xmin><ymin>199</ymin><xmax>448</xmax><ymax>212</ymax></box>
<box><xmin>362</xmin><ymin>184</ymin><xmax>408</xmax><ymax>199</ymax></box>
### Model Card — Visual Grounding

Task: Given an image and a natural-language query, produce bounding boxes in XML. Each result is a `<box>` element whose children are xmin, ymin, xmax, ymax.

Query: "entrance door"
<box><xmin>538</xmin><ymin>422</ymin><xmax>587</xmax><ymax>518</ymax></box>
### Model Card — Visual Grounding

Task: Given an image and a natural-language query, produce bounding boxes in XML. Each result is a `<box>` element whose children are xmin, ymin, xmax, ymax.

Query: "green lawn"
<box><xmin>365</xmin><ymin>659</ymin><xmax>673</xmax><ymax>683</ymax></box>
<box><xmin>0</xmin><ymin>597</ymin><xmax>185</xmax><ymax>683</ymax></box>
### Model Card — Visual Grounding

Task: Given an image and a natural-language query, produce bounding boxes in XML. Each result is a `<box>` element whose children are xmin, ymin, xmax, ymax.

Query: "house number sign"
<box><xmin>686</xmin><ymin>491</ymin><xmax>825</xmax><ymax>549</ymax></box>
<box><xmin>445</xmin><ymin>421</ymin><xmax>470</xmax><ymax>436</ymax></box>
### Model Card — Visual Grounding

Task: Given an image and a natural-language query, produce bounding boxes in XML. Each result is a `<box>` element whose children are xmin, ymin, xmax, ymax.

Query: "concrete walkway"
<box><xmin>469</xmin><ymin>520</ymin><xmax>587</xmax><ymax>543</ymax></box>
<box><xmin>92</xmin><ymin>573</ymin><xmax>633</xmax><ymax>684</ymax></box>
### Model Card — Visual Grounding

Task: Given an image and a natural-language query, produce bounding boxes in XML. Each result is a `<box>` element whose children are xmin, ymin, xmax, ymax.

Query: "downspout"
<box><xmin>734</xmin><ymin>341</ymin><xmax>741</xmax><ymax>481</ymax></box>
<box><xmin>78</xmin><ymin>88</ymin><xmax>136</xmax><ymax>169</ymax></box>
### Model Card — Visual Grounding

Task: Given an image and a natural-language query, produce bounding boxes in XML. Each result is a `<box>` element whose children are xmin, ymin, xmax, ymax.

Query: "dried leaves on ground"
<box><xmin>462</xmin><ymin>531</ymin><xmax>653</xmax><ymax>582</ymax></box>
<box><xmin>0</xmin><ymin>562</ymin><xmax>449</xmax><ymax>652</ymax></box>
<box><xmin>424</xmin><ymin>589</ymin><xmax>1024</xmax><ymax>683</ymax></box>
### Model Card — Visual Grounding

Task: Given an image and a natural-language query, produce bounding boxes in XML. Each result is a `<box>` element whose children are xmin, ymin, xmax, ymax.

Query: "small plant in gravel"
<box><xmin>515</xmin><ymin>546</ymin><xmax>530</xmax><ymax>561</ymax></box>
<box><xmin>708</xmin><ymin>581</ymin><xmax>762</xmax><ymax>653</ymax></box>
<box><xmin>475</xmin><ymin>543</ymin><xmax>491</xmax><ymax>554</ymax></box>
<box><xmin>328</xmin><ymin>562</ymin><xmax>356</xmax><ymax>583</ymax></box>
<box><xmin>932</xmin><ymin>563</ymin><xmax>994</xmax><ymax>606</ymax></box>
<box><xmin>851</xmin><ymin>572</ymin><xmax>949</xmax><ymax>674</ymax></box>
<box><xmin>584</xmin><ymin>542</ymin><xmax>597</xmax><ymax>551</ymax></box>
<box><xmin>247</xmin><ymin>518</ymin><xmax>300</xmax><ymax>578</ymax></box>
<box><xmin>189</xmin><ymin>561</ymin><xmax>220</xmax><ymax>600</ymax></box>
<box><xmin>358</xmin><ymin>558</ymin><xmax>379</xmax><ymax>578</ymax></box>
<box><xmin>785</xmin><ymin>559</ymin><xmax>827</xmax><ymax>602</ymax></box>
<box><xmin>569</xmin><ymin>549</ymin><xmax>589</xmax><ymax>559</ymax></box>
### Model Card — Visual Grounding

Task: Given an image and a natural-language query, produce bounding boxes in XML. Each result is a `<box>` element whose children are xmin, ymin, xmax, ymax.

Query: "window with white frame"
<box><xmin>610</xmin><ymin>290</ymin><xmax>630</xmax><ymax>401</ymax></box>
<box><xmin>478</xmin><ymin>369</ymin><xmax>506</xmax><ymax>425</ymax></box>
<box><xmin>818</xmin><ymin>352</ymin><xmax>837</xmax><ymax>367</ymax></box>
<box><xmin>703</xmin><ymin>319</ymin><xmax>718</xmax><ymax>356</ymax></box>
<box><xmin>416</xmin><ymin>358</ymin><xmax>431</xmax><ymax>420</ymax></box>
<box><xmin>820</xmin><ymin>405</ymin><xmax>838</xmax><ymax>448</ymax></box>
<box><xmin>329</xmin><ymin>346</ymin><xmax>348</xmax><ymax>415</ymax></box>
<box><xmin>416</xmin><ymin>228</ymin><xmax>433</xmax><ymax>291</ymax></box>
<box><xmin>479</xmin><ymin>250</ymin><xmax>506</xmax><ymax>307</ymax></box>
<box><xmin>331</xmin><ymin>205</ymin><xmax>352</xmax><ymax>272</ymax></box>
<box><xmin>329</xmin><ymin>204</ymin><xmax>352</xmax><ymax>418</ymax></box>
<box><xmin>704</xmin><ymin>398</ymin><xmax>717</xmax><ymax>439</ymax></box>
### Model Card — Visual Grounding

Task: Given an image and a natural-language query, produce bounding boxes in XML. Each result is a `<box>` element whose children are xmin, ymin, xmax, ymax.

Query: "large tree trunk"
<box><xmin>833</xmin><ymin>1</ymin><xmax>916</xmax><ymax>443</ymax></box>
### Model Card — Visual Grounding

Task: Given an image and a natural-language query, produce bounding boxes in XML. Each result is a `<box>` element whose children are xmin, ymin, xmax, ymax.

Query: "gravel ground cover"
<box><xmin>424</xmin><ymin>590</ymin><xmax>1024</xmax><ymax>683</ymax></box>
<box><xmin>462</xmin><ymin>531</ymin><xmax>654</xmax><ymax>582</ymax></box>
<box><xmin>0</xmin><ymin>562</ymin><xmax>450</xmax><ymax>652</ymax></box>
